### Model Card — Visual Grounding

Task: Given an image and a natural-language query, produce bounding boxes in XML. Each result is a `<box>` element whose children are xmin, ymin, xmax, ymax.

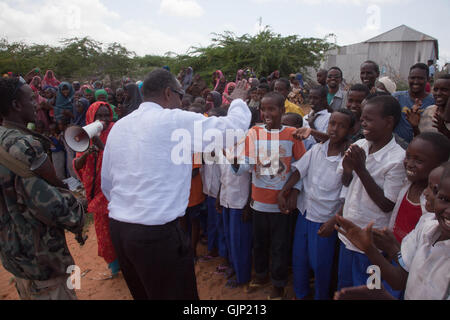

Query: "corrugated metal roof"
<box><xmin>365</xmin><ymin>25</ymin><xmax>437</xmax><ymax>43</ymax></box>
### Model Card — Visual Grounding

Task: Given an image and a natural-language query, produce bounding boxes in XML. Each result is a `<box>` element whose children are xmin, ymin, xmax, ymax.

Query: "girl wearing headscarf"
<box><xmin>73</xmin><ymin>101</ymin><xmax>119</xmax><ymax>277</ymax></box>
<box><xmin>41</xmin><ymin>70</ymin><xmax>60</xmax><ymax>88</ymax></box>
<box><xmin>80</xmin><ymin>84</ymin><xmax>95</xmax><ymax>105</ymax></box>
<box><xmin>54</xmin><ymin>82</ymin><xmax>75</xmax><ymax>121</ymax></box>
<box><xmin>213</xmin><ymin>70</ymin><xmax>226</xmax><ymax>93</ymax></box>
<box><xmin>29</xmin><ymin>76</ymin><xmax>42</xmax><ymax>93</ymax></box>
<box><xmin>95</xmin><ymin>89</ymin><xmax>118</xmax><ymax>121</ymax></box>
<box><xmin>236</xmin><ymin>69</ymin><xmax>244</xmax><ymax>84</ymax></box>
<box><xmin>80</xmin><ymin>84</ymin><xmax>93</xmax><ymax>95</ymax></box>
<box><xmin>222</xmin><ymin>82</ymin><xmax>236</xmax><ymax>104</ymax></box>
<box><xmin>72</xmin><ymin>97</ymin><xmax>89</xmax><ymax>127</ymax></box>
<box><xmin>93</xmin><ymin>80</ymin><xmax>103</xmax><ymax>90</ymax></box>
<box><xmin>206</xmin><ymin>91</ymin><xmax>222</xmax><ymax>113</ymax></box>
<box><xmin>121</xmin><ymin>83</ymin><xmax>143</xmax><ymax>117</ymax></box>
<box><xmin>29</xmin><ymin>76</ymin><xmax>49</xmax><ymax>125</ymax></box>
<box><xmin>182</xmin><ymin>67</ymin><xmax>194</xmax><ymax>90</ymax></box>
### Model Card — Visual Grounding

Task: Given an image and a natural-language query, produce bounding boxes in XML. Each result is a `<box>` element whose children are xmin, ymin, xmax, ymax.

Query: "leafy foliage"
<box><xmin>169</xmin><ymin>28</ymin><xmax>334</xmax><ymax>82</ymax></box>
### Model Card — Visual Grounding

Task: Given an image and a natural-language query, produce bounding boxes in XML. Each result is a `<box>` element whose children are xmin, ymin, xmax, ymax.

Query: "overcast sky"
<box><xmin>1</xmin><ymin>0</ymin><xmax>448</xmax><ymax>67</ymax></box>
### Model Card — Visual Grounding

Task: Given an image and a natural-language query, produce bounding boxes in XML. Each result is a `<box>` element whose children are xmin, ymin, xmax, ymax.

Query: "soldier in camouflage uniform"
<box><xmin>0</xmin><ymin>77</ymin><xmax>84</xmax><ymax>300</ymax></box>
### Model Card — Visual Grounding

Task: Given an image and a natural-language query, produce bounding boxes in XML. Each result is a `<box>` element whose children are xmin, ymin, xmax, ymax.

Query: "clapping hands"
<box><xmin>405</xmin><ymin>99</ymin><xmax>422</xmax><ymax>128</ymax></box>
<box><xmin>433</xmin><ymin>111</ymin><xmax>450</xmax><ymax>138</ymax></box>
<box><xmin>342</xmin><ymin>144</ymin><xmax>366</xmax><ymax>174</ymax></box>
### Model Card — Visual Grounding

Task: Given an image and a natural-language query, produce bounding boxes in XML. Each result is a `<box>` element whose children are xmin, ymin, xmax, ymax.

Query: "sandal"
<box><xmin>248</xmin><ymin>277</ymin><xmax>269</xmax><ymax>288</ymax></box>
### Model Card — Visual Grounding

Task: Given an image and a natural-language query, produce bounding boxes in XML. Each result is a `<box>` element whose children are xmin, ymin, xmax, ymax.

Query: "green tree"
<box><xmin>170</xmin><ymin>27</ymin><xmax>335</xmax><ymax>84</ymax></box>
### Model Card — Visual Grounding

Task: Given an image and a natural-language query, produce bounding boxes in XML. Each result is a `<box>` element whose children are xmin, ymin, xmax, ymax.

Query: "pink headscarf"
<box><xmin>213</xmin><ymin>70</ymin><xmax>224</xmax><ymax>91</ymax></box>
<box><xmin>42</xmin><ymin>70</ymin><xmax>60</xmax><ymax>88</ymax></box>
<box><xmin>29</xmin><ymin>76</ymin><xmax>42</xmax><ymax>93</ymax></box>
<box><xmin>222</xmin><ymin>82</ymin><xmax>235</xmax><ymax>104</ymax></box>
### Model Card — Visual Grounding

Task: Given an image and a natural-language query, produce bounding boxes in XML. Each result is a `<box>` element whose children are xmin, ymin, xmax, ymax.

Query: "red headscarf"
<box><xmin>29</xmin><ymin>76</ymin><xmax>42</xmax><ymax>93</ymax></box>
<box><xmin>42</xmin><ymin>70</ymin><xmax>60</xmax><ymax>88</ymax></box>
<box><xmin>222</xmin><ymin>82</ymin><xmax>235</xmax><ymax>104</ymax></box>
<box><xmin>74</xmin><ymin>102</ymin><xmax>114</xmax><ymax>206</ymax></box>
<box><xmin>213</xmin><ymin>70</ymin><xmax>225</xmax><ymax>91</ymax></box>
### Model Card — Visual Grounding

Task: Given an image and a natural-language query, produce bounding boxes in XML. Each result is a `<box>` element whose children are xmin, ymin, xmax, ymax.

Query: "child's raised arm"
<box><xmin>293</xmin><ymin>127</ymin><xmax>329</xmax><ymax>143</ymax></box>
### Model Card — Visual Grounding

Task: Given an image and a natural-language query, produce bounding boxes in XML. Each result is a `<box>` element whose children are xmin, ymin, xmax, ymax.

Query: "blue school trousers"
<box><xmin>338</xmin><ymin>243</ymin><xmax>404</xmax><ymax>298</ymax></box>
<box><xmin>292</xmin><ymin>212</ymin><xmax>337</xmax><ymax>300</ymax></box>
<box><xmin>206</xmin><ymin>196</ymin><xmax>227</xmax><ymax>258</ymax></box>
<box><xmin>222</xmin><ymin>208</ymin><xmax>253</xmax><ymax>284</ymax></box>
<box><xmin>338</xmin><ymin>242</ymin><xmax>374</xmax><ymax>289</ymax></box>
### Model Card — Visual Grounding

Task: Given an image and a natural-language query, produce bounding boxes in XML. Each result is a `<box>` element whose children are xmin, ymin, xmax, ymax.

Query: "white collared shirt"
<box><xmin>293</xmin><ymin>140</ymin><xmax>344</xmax><ymax>223</ymax></box>
<box><xmin>101</xmin><ymin>99</ymin><xmax>251</xmax><ymax>226</ymax></box>
<box><xmin>303</xmin><ymin>109</ymin><xmax>331</xmax><ymax>134</ymax></box>
<box><xmin>337</xmin><ymin>137</ymin><xmax>406</xmax><ymax>253</ymax></box>
<box><xmin>201</xmin><ymin>162</ymin><xmax>221</xmax><ymax>198</ymax></box>
<box><xmin>401</xmin><ymin>215</ymin><xmax>450</xmax><ymax>300</ymax></box>
<box><xmin>303</xmin><ymin>109</ymin><xmax>331</xmax><ymax>144</ymax></box>
<box><xmin>218</xmin><ymin>151</ymin><xmax>251</xmax><ymax>210</ymax></box>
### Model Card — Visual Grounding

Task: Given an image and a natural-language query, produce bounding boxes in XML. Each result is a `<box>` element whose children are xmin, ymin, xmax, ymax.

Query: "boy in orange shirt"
<box><xmin>232</xmin><ymin>92</ymin><xmax>306</xmax><ymax>299</ymax></box>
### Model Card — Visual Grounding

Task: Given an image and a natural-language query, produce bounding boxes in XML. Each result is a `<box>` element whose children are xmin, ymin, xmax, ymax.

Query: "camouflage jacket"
<box><xmin>0</xmin><ymin>124</ymin><xmax>84</xmax><ymax>281</ymax></box>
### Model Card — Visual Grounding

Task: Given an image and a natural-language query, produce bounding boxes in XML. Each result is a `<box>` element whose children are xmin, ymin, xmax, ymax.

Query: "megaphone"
<box><xmin>64</xmin><ymin>121</ymin><xmax>105</xmax><ymax>152</ymax></box>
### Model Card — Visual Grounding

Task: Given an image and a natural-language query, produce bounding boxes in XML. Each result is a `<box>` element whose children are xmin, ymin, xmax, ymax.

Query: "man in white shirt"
<box><xmin>101</xmin><ymin>69</ymin><xmax>251</xmax><ymax>300</ymax></box>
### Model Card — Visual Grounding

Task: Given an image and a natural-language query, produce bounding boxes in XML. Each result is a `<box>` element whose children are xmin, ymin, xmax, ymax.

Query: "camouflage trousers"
<box><xmin>15</xmin><ymin>276</ymin><xmax>77</xmax><ymax>300</ymax></box>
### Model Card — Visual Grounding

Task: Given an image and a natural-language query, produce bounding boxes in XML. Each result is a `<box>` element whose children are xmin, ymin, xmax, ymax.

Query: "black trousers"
<box><xmin>252</xmin><ymin>209</ymin><xmax>290</xmax><ymax>288</ymax></box>
<box><xmin>109</xmin><ymin>217</ymin><xmax>199</xmax><ymax>300</ymax></box>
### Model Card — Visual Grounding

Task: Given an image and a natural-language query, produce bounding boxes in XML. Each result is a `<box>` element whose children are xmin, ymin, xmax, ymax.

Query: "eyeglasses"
<box><xmin>327</xmin><ymin>75</ymin><xmax>341</xmax><ymax>79</ymax></box>
<box><xmin>170</xmin><ymin>87</ymin><xmax>185</xmax><ymax>100</ymax></box>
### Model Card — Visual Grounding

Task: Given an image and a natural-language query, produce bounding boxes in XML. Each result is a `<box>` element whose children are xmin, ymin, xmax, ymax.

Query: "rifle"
<box><xmin>30</xmin><ymin>154</ymin><xmax>88</xmax><ymax>245</ymax></box>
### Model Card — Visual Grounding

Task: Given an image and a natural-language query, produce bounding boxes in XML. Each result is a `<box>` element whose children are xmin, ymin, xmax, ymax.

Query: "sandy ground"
<box><xmin>0</xmin><ymin>220</ymin><xmax>298</xmax><ymax>300</ymax></box>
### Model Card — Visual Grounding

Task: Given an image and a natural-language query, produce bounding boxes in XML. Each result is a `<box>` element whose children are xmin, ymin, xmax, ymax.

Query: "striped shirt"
<box><xmin>234</xmin><ymin>125</ymin><xmax>306</xmax><ymax>212</ymax></box>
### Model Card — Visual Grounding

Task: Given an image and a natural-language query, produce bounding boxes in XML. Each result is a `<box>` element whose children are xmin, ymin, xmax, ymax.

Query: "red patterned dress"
<box><xmin>73</xmin><ymin>101</ymin><xmax>117</xmax><ymax>264</ymax></box>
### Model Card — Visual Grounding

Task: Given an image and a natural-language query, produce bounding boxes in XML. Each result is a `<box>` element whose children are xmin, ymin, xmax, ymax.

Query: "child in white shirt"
<box><xmin>279</xmin><ymin>109</ymin><xmax>355</xmax><ymax>299</ymax></box>
<box><xmin>337</xmin><ymin>95</ymin><xmax>406</xmax><ymax>290</ymax></box>
<box><xmin>334</xmin><ymin>161</ymin><xmax>450</xmax><ymax>300</ymax></box>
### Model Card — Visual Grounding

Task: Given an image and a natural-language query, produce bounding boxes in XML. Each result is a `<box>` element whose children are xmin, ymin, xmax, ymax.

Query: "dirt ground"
<box><xmin>0</xmin><ymin>222</ymin><xmax>299</xmax><ymax>300</ymax></box>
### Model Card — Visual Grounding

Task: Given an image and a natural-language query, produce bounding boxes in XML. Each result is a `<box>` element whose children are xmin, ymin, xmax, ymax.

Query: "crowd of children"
<box><xmin>1</xmin><ymin>59</ymin><xmax>450</xmax><ymax>300</ymax></box>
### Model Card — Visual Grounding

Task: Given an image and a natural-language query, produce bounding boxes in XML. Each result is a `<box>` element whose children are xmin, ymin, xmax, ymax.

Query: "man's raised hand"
<box><xmin>229</xmin><ymin>80</ymin><xmax>249</xmax><ymax>102</ymax></box>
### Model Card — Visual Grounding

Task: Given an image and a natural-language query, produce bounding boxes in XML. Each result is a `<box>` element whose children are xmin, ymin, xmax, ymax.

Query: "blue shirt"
<box><xmin>393</xmin><ymin>91</ymin><xmax>435</xmax><ymax>143</ymax></box>
<box><xmin>429</xmin><ymin>65</ymin><xmax>435</xmax><ymax>77</ymax></box>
